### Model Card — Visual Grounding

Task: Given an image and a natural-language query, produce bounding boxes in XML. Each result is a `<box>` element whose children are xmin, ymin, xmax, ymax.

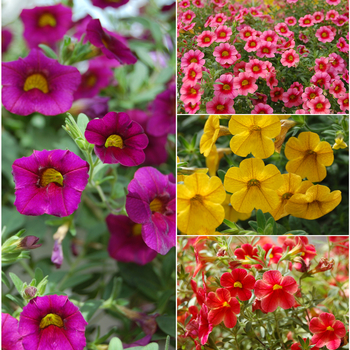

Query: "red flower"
<box><xmin>234</xmin><ymin>243</ymin><xmax>261</xmax><ymax>268</ymax></box>
<box><xmin>198</xmin><ymin>304</ymin><xmax>213</xmax><ymax>345</ymax></box>
<box><xmin>310</xmin><ymin>313</ymin><xmax>346</xmax><ymax>350</ymax></box>
<box><xmin>233</xmin><ymin>72</ymin><xmax>258</xmax><ymax>96</ymax></box>
<box><xmin>254</xmin><ymin>270</ymin><xmax>298</xmax><ymax>313</ymax></box>
<box><xmin>220</xmin><ymin>268</ymin><xmax>256</xmax><ymax>301</ymax></box>
<box><xmin>207</xmin><ymin>288</ymin><xmax>240</xmax><ymax>328</ymax></box>
<box><xmin>263</xmin><ymin>243</ymin><xmax>283</xmax><ymax>264</ymax></box>
<box><xmin>291</xmin><ymin>338</ymin><xmax>320</xmax><ymax>350</ymax></box>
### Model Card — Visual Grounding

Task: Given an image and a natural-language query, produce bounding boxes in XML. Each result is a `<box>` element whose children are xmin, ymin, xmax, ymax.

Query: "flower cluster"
<box><xmin>177</xmin><ymin>0</ymin><xmax>348</xmax><ymax>114</ymax></box>
<box><xmin>178</xmin><ymin>236</ymin><xmax>349</xmax><ymax>350</ymax></box>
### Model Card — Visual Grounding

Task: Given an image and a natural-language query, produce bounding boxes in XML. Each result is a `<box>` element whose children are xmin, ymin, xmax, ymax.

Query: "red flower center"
<box><xmin>24</xmin><ymin>73</ymin><xmax>49</xmax><ymax>93</ymax></box>
<box><xmin>105</xmin><ymin>134</ymin><xmax>124</xmax><ymax>148</ymax></box>
<box><xmin>39</xmin><ymin>313</ymin><xmax>63</xmax><ymax>329</ymax></box>
<box><xmin>40</xmin><ymin>168</ymin><xmax>63</xmax><ymax>187</ymax></box>
<box><xmin>273</xmin><ymin>284</ymin><xmax>283</xmax><ymax>290</ymax></box>
<box><xmin>38</xmin><ymin>13</ymin><xmax>57</xmax><ymax>27</ymax></box>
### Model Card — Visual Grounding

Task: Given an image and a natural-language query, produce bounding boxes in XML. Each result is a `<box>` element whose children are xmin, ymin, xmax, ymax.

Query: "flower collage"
<box><xmin>1</xmin><ymin>0</ymin><xmax>349</xmax><ymax>350</ymax></box>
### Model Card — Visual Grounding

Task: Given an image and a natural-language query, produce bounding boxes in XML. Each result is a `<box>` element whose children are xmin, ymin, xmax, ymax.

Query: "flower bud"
<box><xmin>51</xmin><ymin>240</ymin><xmax>63</xmax><ymax>269</ymax></box>
<box><xmin>18</xmin><ymin>236</ymin><xmax>42</xmax><ymax>250</ymax></box>
<box><xmin>274</xmin><ymin>119</ymin><xmax>297</xmax><ymax>153</ymax></box>
<box><xmin>23</xmin><ymin>286</ymin><xmax>37</xmax><ymax>299</ymax></box>
<box><xmin>309</xmin><ymin>257</ymin><xmax>334</xmax><ymax>274</ymax></box>
<box><xmin>293</xmin><ymin>256</ymin><xmax>310</xmax><ymax>272</ymax></box>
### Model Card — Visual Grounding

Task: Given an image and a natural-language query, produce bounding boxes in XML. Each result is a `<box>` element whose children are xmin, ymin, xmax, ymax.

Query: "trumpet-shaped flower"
<box><xmin>285</xmin><ymin>184</ymin><xmax>341</xmax><ymax>220</ymax></box>
<box><xmin>200</xmin><ymin>115</ymin><xmax>224</xmax><ymax>156</ymax></box>
<box><xmin>228</xmin><ymin>116</ymin><xmax>281</xmax><ymax>159</ymax></box>
<box><xmin>285</xmin><ymin>131</ymin><xmax>334</xmax><ymax>182</ymax></box>
<box><xmin>207</xmin><ymin>288</ymin><xmax>240</xmax><ymax>328</ymax></box>
<box><xmin>177</xmin><ymin>173</ymin><xmax>226</xmax><ymax>234</ymax></box>
<box><xmin>224</xmin><ymin>158</ymin><xmax>283</xmax><ymax>213</ymax></box>
<box><xmin>309</xmin><ymin>313</ymin><xmax>346</xmax><ymax>350</ymax></box>
<box><xmin>254</xmin><ymin>270</ymin><xmax>298</xmax><ymax>313</ymax></box>
<box><xmin>220</xmin><ymin>268</ymin><xmax>256</xmax><ymax>301</ymax></box>
<box><xmin>18</xmin><ymin>295</ymin><xmax>88</xmax><ymax>350</ymax></box>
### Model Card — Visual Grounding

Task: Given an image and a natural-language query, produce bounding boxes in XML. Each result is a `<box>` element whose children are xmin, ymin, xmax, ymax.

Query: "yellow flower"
<box><xmin>206</xmin><ymin>145</ymin><xmax>231</xmax><ymax>177</ymax></box>
<box><xmin>224</xmin><ymin>158</ymin><xmax>283</xmax><ymax>213</ymax></box>
<box><xmin>270</xmin><ymin>173</ymin><xmax>313</xmax><ymax>221</ymax></box>
<box><xmin>200</xmin><ymin>115</ymin><xmax>231</xmax><ymax>157</ymax></box>
<box><xmin>274</xmin><ymin>119</ymin><xmax>297</xmax><ymax>153</ymax></box>
<box><xmin>229</xmin><ymin>116</ymin><xmax>281</xmax><ymax>159</ymax></box>
<box><xmin>222</xmin><ymin>193</ymin><xmax>251</xmax><ymax>222</ymax></box>
<box><xmin>177</xmin><ymin>173</ymin><xmax>226</xmax><ymax>234</ymax></box>
<box><xmin>285</xmin><ymin>185</ymin><xmax>341</xmax><ymax>220</ymax></box>
<box><xmin>285</xmin><ymin>131</ymin><xmax>334</xmax><ymax>182</ymax></box>
<box><xmin>332</xmin><ymin>135</ymin><xmax>348</xmax><ymax>149</ymax></box>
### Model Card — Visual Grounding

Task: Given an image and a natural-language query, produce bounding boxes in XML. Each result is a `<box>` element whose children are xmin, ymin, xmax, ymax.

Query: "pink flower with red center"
<box><xmin>283</xmin><ymin>38</ymin><xmax>295</xmax><ymax>50</ymax></box>
<box><xmin>260</xmin><ymin>30</ymin><xmax>278</xmax><ymax>44</ymax></box>
<box><xmin>299</xmin><ymin>15</ymin><xmax>315</xmax><ymax>27</ymax></box>
<box><xmin>302</xmin><ymin>86</ymin><xmax>323</xmax><ymax>103</ymax></box>
<box><xmin>263</xmin><ymin>244</ymin><xmax>283</xmax><ymax>264</ymax></box>
<box><xmin>252</xmin><ymin>103</ymin><xmax>273</xmax><ymax>114</ymax></box>
<box><xmin>343</xmin><ymin>69</ymin><xmax>349</xmax><ymax>83</ymax></box>
<box><xmin>285</xmin><ymin>16</ymin><xmax>297</xmax><ymax>26</ymax></box>
<box><xmin>182</xmin><ymin>63</ymin><xmax>203</xmax><ymax>86</ymax></box>
<box><xmin>220</xmin><ymin>269</ymin><xmax>256</xmax><ymax>301</ymax></box>
<box><xmin>254</xmin><ymin>270</ymin><xmax>298</xmax><ymax>313</ymax></box>
<box><xmin>179</xmin><ymin>0</ymin><xmax>190</xmax><ymax>8</ymax></box>
<box><xmin>281</xmin><ymin>49</ymin><xmax>299</xmax><ymax>67</ymax></box>
<box><xmin>338</xmin><ymin>94</ymin><xmax>349</xmax><ymax>111</ymax></box>
<box><xmin>337</xmin><ymin>37</ymin><xmax>349</xmax><ymax>53</ymax></box>
<box><xmin>204</xmin><ymin>15</ymin><xmax>213</xmax><ymax>27</ymax></box>
<box><xmin>183</xmin><ymin>22</ymin><xmax>196</xmax><ymax>31</ymax></box>
<box><xmin>266</xmin><ymin>73</ymin><xmax>279</xmax><ymax>89</ymax></box>
<box><xmin>251</xmin><ymin>92</ymin><xmax>267</xmax><ymax>106</ymax></box>
<box><xmin>310</xmin><ymin>313</ymin><xmax>346</xmax><ymax>350</ymax></box>
<box><xmin>213</xmin><ymin>43</ymin><xmax>239</xmax><ymax>65</ymax></box>
<box><xmin>290</xmin><ymin>81</ymin><xmax>304</xmax><ymax>94</ymax></box>
<box><xmin>182</xmin><ymin>10</ymin><xmax>196</xmax><ymax>24</ymax></box>
<box><xmin>332</xmin><ymin>15</ymin><xmax>347</xmax><ymax>26</ymax></box>
<box><xmin>299</xmin><ymin>32</ymin><xmax>309</xmax><ymax>43</ymax></box>
<box><xmin>181</xmin><ymin>49</ymin><xmax>205</xmax><ymax>68</ymax></box>
<box><xmin>297</xmin><ymin>45</ymin><xmax>310</xmax><ymax>57</ymax></box>
<box><xmin>329</xmin><ymin>53</ymin><xmax>346</xmax><ymax>73</ymax></box>
<box><xmin>184</xmin><ymin>102</ymin><xmax>200</xmax><ymax>114</ymax></box>
<box><xmin>308</xmin><ymin>95</ymin><xmax>331</xmax><ymax>114</ymax></box>
<box><xmin>180</xmin><ymin>83</ymin><xmax>203</xmax><ymax>104</ymax></box>
<box><xmin>193</xmin><ymin>0</ymin><xmax>204</xmax><ymax>8</ymax></box>
<box><xmin>233</xmin><ymin>61</ymin><xmax>246</xmax><ymax>76</ymax></box>
<box><xmin>311</xmin><ymin>72</ymin><xmax>331</xmax><ymax>90</ymax></box>
<box><xmin>245</xmin><ymin>59</ymin><xmax>267</xmax><ymax>79</ymax></box>
<box><xmin>329</xmin><ymin>79</ymin><xmax>346</xmax><ymax>98</ymax></box>
<box><xmin>210</xmin><ymin>13</ymin><xmax>228</xmax><ymax>27</ymax></box>
<box><xmin>282</xmin><ymin>88</ymin><xmax>303</xmax><ymax>108</ymax></box>
<box><xmin>214</xmin><ymin>73</ymin><xmax>237</xmax><ymax>99</ymax></box>
<box><xmin>313</xmin><ymin>11</ymin><xmax>324</xmax><ymax>23</ymax></box>
<box><xmin>207</xmin><ymin>288</ymin><xmax>240</xmax><ymax>328</ymax></box>
<box><xmin>275</xmin><ymin>23</ymin><xmax>291</xmax><ymax>37</ymax></box>
<box><xmin>316</xmin><ymin>26</ymin><xmax>335</xmax><ymax>43</ymax></box>
<box><xmin>270</xmin><ymin>87</ymin><xmax>284</xmax><ymax>102</ymax></box>
<box><xmin>244</xmin><ymin>36</ymin><xmax>260</xmax><ymax>52</ymax></box>
<box><xmin>326</xmin><ymin>10</ymin><xmax>339</xmax><ymax>20</ymax></box>
<box><xmin>233</xmin><ymin>72</ymin><xmax>258</xmax><ymax>95</ymax></box>
<box><xmin>257</xmin><ymin>41</ymin><xmax>277</xmax><ymax>58</ymax></box>
<box><xmin>239</xmin><ymin>25</ymin><xmax>256</xmax><ymax>40</ymax></box>
<box><xmin>197</xmin><ymin>31</ymin><xmax>217</xmax><ymax>47</ymax></box>
<box><xmin>206</xmin><ymin>95</ymin><xmax>235</xmax><ymax>114</ymax></box>
<box><xmin>215</xmin><ymin>25</ymin><xmax>232</xmax><ymax>42</ymax></box>
<box><xmin>326</xmin><ymin>0</ymin><xmax>341</xmax><ymax>5</ymax></box>
<box><xmin>250</xmin><ymin>7</ymin><xmax>262</xmax><ymax>16</ymax></box>
<box><xmin>198</xmin><ymin>305</ymin><xmax>213</xmax><ymax>345</ymax></box>
<box><xmin>315</xmin><ymin>57</ymin><xmax>330</xmax><ymax>73</ymax></box>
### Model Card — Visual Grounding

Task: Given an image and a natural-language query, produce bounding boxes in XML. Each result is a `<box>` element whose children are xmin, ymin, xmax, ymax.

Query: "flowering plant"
<box><xmin>177</xmin><ymin>115</ymin><xmax>348</xmax><ymax>235</ymax></box>
<box><xmin>2</xmin><ymin>0</ymin><xmax>176</xmax><ymax>349</ymax></box>
<box><xmin>177</xmin><ymin>236</ymin><xmax>349</xmax><ymax>350</ymax></box>
<box><xmin>177</xmin><ymin>0</ymin><xmax>348</xmax><ymax>114</ymax></box>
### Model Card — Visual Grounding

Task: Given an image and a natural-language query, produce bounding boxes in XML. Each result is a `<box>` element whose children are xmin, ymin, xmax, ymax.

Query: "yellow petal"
<box><xmin>314</xmin><ymin>141</ymin><xmax>334</xmax><ymax>166</ymax></box>
<box><xmin>200</xmin><ymin>115</ymin><xmax>220</xmax><ymax>156</ymax></box>
<box><xmin>223</xmin><ymin>193</ymin><xmax>251</xmax><ymax>222</ymax></box>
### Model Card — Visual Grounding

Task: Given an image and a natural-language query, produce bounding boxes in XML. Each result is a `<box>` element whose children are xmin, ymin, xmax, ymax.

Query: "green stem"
<box><xmin>274</xmin><ymin>311</ymin><xmax>286</xmax><ymax>350</ymax></box>
<box><xmin>19</xmin><ymin>260</ymin><xmax>35</xmax><ymax>279</ymax></box>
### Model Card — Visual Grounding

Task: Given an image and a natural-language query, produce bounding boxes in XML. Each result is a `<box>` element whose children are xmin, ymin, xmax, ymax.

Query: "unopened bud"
<box><xmin>23</xmin><ymin>286</ymin><xmax>37</xmax><ymax>299</ymax></box>
<box><xmin>217</xmin><ymin>248</ymin><xmax>227</xmax><ymax>257</ymax></box>
<box><xmin>309</xmin><ymin>257</ymin><xmax>334</xmax><ymax>274</ymax></box>
<box><xmin>18</xmin><ymin>236</ymin><xmax>42</xmax><ymax>250</ymax></box>
<box><xmin>293</xmin><ymin>256</ymin><xmax>310</xmax><ymax>272</ymax></box>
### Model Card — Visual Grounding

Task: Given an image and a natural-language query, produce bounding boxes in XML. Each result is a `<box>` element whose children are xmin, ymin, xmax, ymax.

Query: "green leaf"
<box><xmin>38</xmin><ymin>44</ymin><xmax>58</xmax><ymax>59</ymax></box>
<box><xmin>108</xmin><ymin>337</ymin><xmax>123</xmax><ymax>350</ymax></box>
<box><xmin>129</xmin><ymin>61</ymin><xmax>149</xmax><ymax>93</ymax></box>
<box><xmin>77</xmin><ymin>114</ymin><xmax>90</xmax><ymax>135</ymax></box>
<box><xmin>217</xmin><ymin>169</ymin><xmax>226</xmax><ymax>182</ymax></box>
<box><xmin>256</xmin><ymin>209</ymin><xmax>266</xmax><ymax>229</ymax></box>
<box><xmin>6</xmin><ymin>294</ymin><xmax>25</xmax><ymax>308</ymax></box>
<box><xmin>156</xmin><ymin>315</ymin><xmax>175</xmax><ymax>338</ymax></box>
<box><xmin>80</xmin><ymin>300</ymin><xmax>103</xmax><ymax>321</ymax></box>
<box><xmin>2</xmin><ymin>271</ymin><xmax>11</xmax><ymax>289</ymax></box>
<box><xmin>248</xmin><ymin>221</ymin><xmax>258</xmax><ymax>232</ymax></box>
<box><xmin>60</xmin><ymin>274</ymin><xmax>93</xmax><ymax>290</ymax></box>
<box><xmin>34</xmin><ymin>268</ymin><xmax>44</xmax><ymax>284</ymax></box>
<box><xmin>9</xmin><ymin>272</ymin><xmax>24</xmax><ymax>294</ymax></box>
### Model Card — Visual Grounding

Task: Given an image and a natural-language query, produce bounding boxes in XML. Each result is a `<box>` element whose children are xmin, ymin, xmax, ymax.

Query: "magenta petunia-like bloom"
<box><xmin>86</xmin><ymin>19</ymin><xmax>137</xmax><ymax>65</ymax></box>
<box><xmin>85</xmin><ymin>112</ymin><xmax>148</xmax><ymax>166</ymax></box>
<box><xmin>69</xmin><ymin>96</ymin><xmax>110</xmax><ymax>119</ymax></box>
<box><xmin>2</xmin><ymin>28</ymin><xmax>13</xmax><ymax>53</ymax></box>
<box><xmin>316</xmin><ymin>26</ymin><xmax>335</xmax><ymax>43</ymax></box>
<box><xmin>18</xmin><ymin>295</ymin><xmax>88</xmax><ymax>350</ymax></box>
<box><xmin>125</xmin><ymin>167</ymin><xmax>175</xmax><ymax>255</ymax></box>
<box><xmin>20</xmin><ymin>4</ymin><xmax>72</xmax><ymax>48</ymax></box>
<box><xmin>2</xmin><ymin>313</ymin><xmax>24</xmax><ymax>350</ymax></box>
<box><xmin>92</xmin><ymin>0</ymin><xmax>130</xmax><ymax>9</ymax></box>
<box><xmin>107</xmin><ymin>214</ymin><xmax>157</xmax><ymax>265</ymax></box>
<box><xmin>2</xmin><ymin>49</ymin><xmax>81</xmax><ymax>116</ymax></box>
<box><xmin>12</xmin><ymin>149</ymin><xmax>89</xmax><ymax>217</ymax></box>
<box><xmin>213</xmin><ymin>73</ymin><xmax>237</xmax><ymax>99</ymax></box>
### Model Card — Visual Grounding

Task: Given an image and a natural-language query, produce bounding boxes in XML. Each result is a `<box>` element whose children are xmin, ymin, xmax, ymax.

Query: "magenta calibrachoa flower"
<box><xmin>18</xmin><ymin>295</ymin><xmax>88</xmax><ymax>350</ymax></box>
<box><xmin>2</xmin><ymin>49</ymin><xmax>81</xmax><ymax>116</ymax></box>
<box><xmin>2</xmin><ymin>313</ymin><xmax>24</xmax><ymax>350</ymax></box>
<box><xmin>107</xmin><ymin>214</ymin><xmax>158</xmax><ymax>265</ymax></box>
<box><xmin>92</xmin><ymin>0</ymin><xmax>130</xmax><ymax>9</ymax></box>
<box><xmin>125</xmin><ymin>167</ymin><xmax>175</xmax><ymax>255</ymax></box>
<box><xmin>20</xmin><ymin>4</ymin><xmax>72</xmax><ymax>48</ymax></box>
<box><xmin>85</xmin><ymin>112</ymin><xmax>148</xmax><ymax>166</ymax></box>
<box><xmin>86</xmin><ymin>19</ymin><xmax>137</xmax><ymax>65</ymax></box>
<box><xmin>12</xmin><ymin>149</ymin><xmax>89</xmax><ymax>217</ymax></box>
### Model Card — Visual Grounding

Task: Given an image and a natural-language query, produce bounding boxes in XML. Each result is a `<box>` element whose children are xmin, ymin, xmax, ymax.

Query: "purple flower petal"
<box><xmin>2</xmin><ymin>313</ymin><xmax>24</xmax><ymax>350</ymax></box>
